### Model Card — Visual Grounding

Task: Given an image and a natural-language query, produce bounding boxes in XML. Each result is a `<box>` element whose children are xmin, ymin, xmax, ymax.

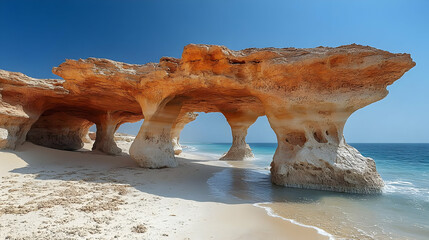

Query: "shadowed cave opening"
<box><xmin>26</xmin><ymin>108</ymin><xmax>95</xmax><ymax>151</ymax></box>
<box><xmin>26</xmin><ymin>106</ymin><xmax>144</xmax><ymax>155</ymax></box>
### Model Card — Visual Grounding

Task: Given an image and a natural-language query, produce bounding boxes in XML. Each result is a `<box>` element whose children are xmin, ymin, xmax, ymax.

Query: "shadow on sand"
<box><xmin>5</xmin><ymin>142</ymin><xmax>381</xmax><ymax>205</ymax></box>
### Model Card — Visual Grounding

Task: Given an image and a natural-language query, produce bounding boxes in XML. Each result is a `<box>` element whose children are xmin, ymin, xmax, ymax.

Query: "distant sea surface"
<box><xmin>183</xmin><ymin>143</ymin><xmax>429</xmax><ymax>239</ymax></box>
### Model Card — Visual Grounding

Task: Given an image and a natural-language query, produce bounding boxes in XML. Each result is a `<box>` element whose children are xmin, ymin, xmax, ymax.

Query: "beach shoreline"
<box><xmin>0</xmin><ymin>142</ymin><xmax>330</xmax><ymax>240</ymax></box>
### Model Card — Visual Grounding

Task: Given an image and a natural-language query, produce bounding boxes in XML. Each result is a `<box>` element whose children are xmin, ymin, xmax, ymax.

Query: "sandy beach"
<box><xmin>2</xmin><ymin>1</ymin><xmax>428</xmax><ymax>239</ymax></box>
<box><xmin>0</xmin><ymin>141</ymin><xmax>330</xmax><ymax>240</ymax></box>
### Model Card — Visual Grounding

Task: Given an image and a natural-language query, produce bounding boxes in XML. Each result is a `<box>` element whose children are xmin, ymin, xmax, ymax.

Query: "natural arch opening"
<box><xmin>171</xmin><ymin>88</ymin><xmax>266</xmax><ymax>161</ymax></box>
<box><xmin>26</xmin><ymin>106</ymin><xmax>144</xmax><ymax>155</ymax></box>
<box><xmin>177</xmin><ymin>113</ymin><xmax>278</xmax><ymax>164</ymax></box>
<box><xmin>114</xmin><ymin>120</ymin><xmax>144</xmax><ymax>154</ymax></box>
<box><xmin>245</xmin><ymin>116</ymin><xmax>278</xmax><ymax>167</ymax></box>
<box><xmin>128</xmin><ymin>88</ymin><xmax>267</xmax><ymax>167</ymax></box>
<box><xmin>176</xmin><ymin>112</ymin><xmax>231</xmax><ymax>155</ymax></box>
<box><xmin>88</xmin><ymin>121</ymin><xmax>142</xmax><ymax>155</ymax></box>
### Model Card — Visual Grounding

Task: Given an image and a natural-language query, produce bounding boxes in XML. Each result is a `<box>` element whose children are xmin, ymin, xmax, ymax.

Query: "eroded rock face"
<box><xmin>220</xmin><ymin>110</ymin><xmax>259</xmax><ymax>160</ymax></box>
<box><xmin>129</xmin><ymin>98</ymin><xmax>183</xmax><ymax>168</ymax></box>
<box><xmin>0</xmin><ymin>64</ymin><xmax>143</xmax><ymax>154</ymax></box>
<box><xmin>91</xmin><ymin>111</ymin><xmax>141</xmax><ymax>155</ymax></box>
<box><xmin>0</xmin><ymin>44</ymin><xmax>415</xmax><ymax>193</ymax></box>
<box><xmin>0</xmin><ymin>70</ymin><xmax>68</xmax><ymax>149</ymax></box>
<box><xmin>0</xmin><ymin>127</ymin><xmax>8</xmax><ymax>149</ymax></box>
<box><xmin>271</xmin><ymin>140</ymin><xmax>384</xmax><ymax>193</ymax></box>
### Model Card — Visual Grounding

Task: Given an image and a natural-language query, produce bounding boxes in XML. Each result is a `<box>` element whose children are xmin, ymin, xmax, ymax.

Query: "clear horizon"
<box><xmin>2</xmin><ymin>0</ymin><xmax>428</xmax><ymax>143</ymax></box>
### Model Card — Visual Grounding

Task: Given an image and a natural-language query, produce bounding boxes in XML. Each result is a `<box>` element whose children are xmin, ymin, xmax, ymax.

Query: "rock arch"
<box><xmin>0</xmin><ymin>44</ymin><xmax>415</xmax><ymax>193</ymax></box>
<box><xmin>90</xmin><ymin>111</ymin><xmax>142</xmax><ymax>155</ymax></box>
<box><xmin>26</xmin><ymin>107</ymin><xmax>143</xmax><ymax>154</ymax></box>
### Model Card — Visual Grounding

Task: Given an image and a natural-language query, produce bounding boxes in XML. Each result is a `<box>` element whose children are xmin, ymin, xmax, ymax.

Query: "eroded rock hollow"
<box><xmin>0</xmin><ymin>44</ymin><xmax>415</xmax><ymax>193</ymax></box>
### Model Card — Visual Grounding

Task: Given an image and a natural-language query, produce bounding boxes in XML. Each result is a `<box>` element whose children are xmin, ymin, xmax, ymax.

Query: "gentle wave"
<box><xmin>190</xmin><ymin>143</ymin><xmax>429</xmax><ymax>239</ymax></box>
<box><xmin>253</xmin><ymin>202</ymin><xmax>335</xmax><ymax>240</ymax></box>
<box><xmin>383</xmin><ymin>180</ymin><xmax>429</xmax><ymax>202</ymax></box>
<box><xmin>181</xmin><ymin>145</ymin><xmax>198</xmax><ymax>152</ymax></box>
<box><xmin>206</xmin><ymin>167</ymin><xmax>335</xmax><ymax>239</ymax></box>
<box><xmin>182</xmin><ymin>145</ymin><xmax>228</xmax><ymax>160</ymax></box>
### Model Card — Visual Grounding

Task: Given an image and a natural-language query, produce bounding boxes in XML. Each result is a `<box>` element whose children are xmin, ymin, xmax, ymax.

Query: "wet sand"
<box><xmin>225</xmin><ymin>155</ymin><xmax>417</xmax><ymax>240</ymax></box>
<box><xmin>0</xmin><ymin>142</ymin><xmax>329</xmax><ymax>240</ymax></box>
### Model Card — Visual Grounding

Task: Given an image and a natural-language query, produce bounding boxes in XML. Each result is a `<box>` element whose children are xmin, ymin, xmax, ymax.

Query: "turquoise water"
<box><xmin>183</xmin><ymin>143</ymin><xmax>429</xmax><ymax>239</ymax></box>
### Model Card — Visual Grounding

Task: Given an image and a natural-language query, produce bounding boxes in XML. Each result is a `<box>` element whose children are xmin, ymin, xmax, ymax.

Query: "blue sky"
<box><xmin>1</xmin><ymin>0</ymin><xmax>427</xmax><ymax>143</ymax></box>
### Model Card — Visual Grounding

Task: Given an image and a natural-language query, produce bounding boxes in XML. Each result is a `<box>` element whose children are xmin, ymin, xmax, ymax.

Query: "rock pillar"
<box><xmin>90</xmin><ymin>111</ymin><xmax>142</xmax><ymax>155</ymax></box>
<box><xmin>264</xmin><ymin>101</ymin><xmax>384</xmax><ymax>194</ymax></box>
<box><xmin>1</xmin><ymin>118</ymin><xmax>39</xmax><ymax>149</ymax></box>
<box><xmin>220</xmin><ymin>111</ymin><xmax>258</xmax><ymax>161</ymax></box>
<box><xmin>0</xmin><ymin>104</ymin><xmax>42</xmax><ymax>150</ymax></box>
<box><xmin>130</xmin><ymin>97</ymin><xmax>183</xmax><ymax>168</ymax></box>
<box><xmin>91</xmin><ymin>111</ymin><xmax>124</xmax><ymax>155</ymax></box>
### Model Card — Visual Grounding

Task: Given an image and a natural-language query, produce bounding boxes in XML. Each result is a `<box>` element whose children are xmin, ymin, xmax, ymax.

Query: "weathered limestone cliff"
<box><xmin>0</xmin><ymin>44</ymin><xmax>415</xmax><ymax>193</ymax></box>
<box><xmin>0</xmin><ymin>70</ymin><xmax>68</xmax><ymax>149</ymax></box>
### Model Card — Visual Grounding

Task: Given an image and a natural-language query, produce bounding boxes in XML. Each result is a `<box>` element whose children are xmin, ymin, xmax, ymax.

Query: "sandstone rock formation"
<box><xmin>220</xmin><ymin>110</ymin><xmax>259</xmax><ymax>160</ymax></box>
<box><xmin>0</xmin><ymin>61</ymin><xmax>143</xmax><ymax>154</ymax></box>
<box><xmin>0</xmin><ymin>70</ymin><xmax>68</xmax><ymax>149</ymax></box>
<box><xmin>0</xmin><ymin>44</ymin><xmax>415</xmax><ymax>193</ymax></box>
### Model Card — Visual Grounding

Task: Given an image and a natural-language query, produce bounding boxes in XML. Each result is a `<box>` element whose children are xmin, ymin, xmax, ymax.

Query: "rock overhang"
<box><xmin>0</xmin><ymin>43</ymin><xmax>416</xmax><ymax>193</ymax></box>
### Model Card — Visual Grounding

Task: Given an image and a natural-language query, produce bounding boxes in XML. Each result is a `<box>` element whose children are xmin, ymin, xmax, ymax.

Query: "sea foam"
<box><xmin>253</xmin><ymin>202</ymin><xmax>335</xmax><ymax>240</ymax></box>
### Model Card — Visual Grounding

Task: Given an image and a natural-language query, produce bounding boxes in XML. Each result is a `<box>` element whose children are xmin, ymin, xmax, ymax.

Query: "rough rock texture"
<box><xmin>171</xmin><ymin>112</ymin><xmax>198</xmax><ymax>155</ymax></box>
<box><xmin>220</xmin><ymin>110</ymin><xmax>259</xmax><ymax>160</ymax></box>
<box><xmin>129</xmin><ymin>97</ymin><xmax>184</xmax><ymax>168</ymax></box>
<box><xmin>0</xmin><ymin>64</ymin><xmax>143</xmax><ymax>154</ymax></box>
<box><xmin>0</xmin><ymin>43</ymin><xmax>415</xmax><ymax>193</ymax></box>
<box><xmin>90</xmin><ymin>111</ymin><xmax>141</xmax><ymax>155</ymax></box>
<box><xmin>0</xmin><ymin>70</ymin><xmax>68</xmax><ymax>149</ymax></box>
<box><xmin>0</xmin><ymin>127</ymin><xmax>8</xmax><ymax>149</ymax></box>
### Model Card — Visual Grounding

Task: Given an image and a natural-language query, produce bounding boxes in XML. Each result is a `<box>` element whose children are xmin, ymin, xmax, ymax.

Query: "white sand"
<box><xmin>0</xmin><ymin>142</ymin><xmax>329</xmax><ymax>240</ymax></box>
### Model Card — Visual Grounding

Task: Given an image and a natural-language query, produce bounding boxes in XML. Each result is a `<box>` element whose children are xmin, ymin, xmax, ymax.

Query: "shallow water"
<box><xmin>183</xmin><ymin>143</ymin><xmax>429</xmax><ymax>240</ymax></box>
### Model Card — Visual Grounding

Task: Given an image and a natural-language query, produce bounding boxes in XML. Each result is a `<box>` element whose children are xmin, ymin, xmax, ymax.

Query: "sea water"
<box><xmin>182</xmin><ymin>143</ymin><xmax>429</xmax><ymax>239</ymax></box>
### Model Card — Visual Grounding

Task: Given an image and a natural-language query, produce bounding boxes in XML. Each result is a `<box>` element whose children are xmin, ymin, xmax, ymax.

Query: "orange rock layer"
<box><xmin>0</xmin><ymin>44</ymin><xmax>415</xmax><ymax>193</ymax></box>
